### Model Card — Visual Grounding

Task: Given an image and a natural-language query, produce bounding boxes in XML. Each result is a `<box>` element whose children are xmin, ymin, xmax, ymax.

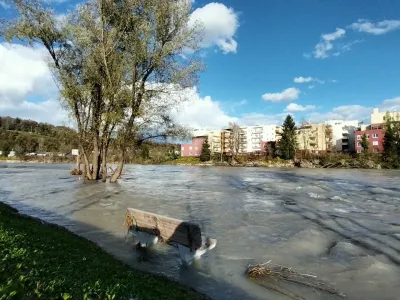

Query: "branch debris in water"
<box><xmin>245</xmin><ymin>262</ymin><xmax>346</xmax><ymax>299</ymax></box>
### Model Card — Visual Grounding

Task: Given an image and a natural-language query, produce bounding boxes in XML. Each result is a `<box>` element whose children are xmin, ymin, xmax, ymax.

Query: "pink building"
<box><xmin>355</xmin><ymin>124</ymin><xmax>384</xmax><ymax>153</ymax></box>
<box><xmin>181</xmin><ymin>137</ymin><xmax>206</xmax><ymax>157</ymax></box>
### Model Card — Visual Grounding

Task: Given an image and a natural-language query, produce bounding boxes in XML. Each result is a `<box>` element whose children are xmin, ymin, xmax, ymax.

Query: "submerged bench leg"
<box><xmin>177</xmin><ymin>240</ymin><xmax>217</xmax><ymax>266</ymax></box>
<box><xmin>135</xmin><ymin>231</ymin><xmax>158</xmax><ymax>247</ymax></box>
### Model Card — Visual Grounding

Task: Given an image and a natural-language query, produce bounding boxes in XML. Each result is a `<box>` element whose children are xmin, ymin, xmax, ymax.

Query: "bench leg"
<box><xmin>135</xmin><ymin>231</ymin><xmax>158</xmax><ymax>247</ymax></box>
<box><xmin>177</xmin><ymin>243</ymin><xmax>216</xmax><ymax>266</ymax></box>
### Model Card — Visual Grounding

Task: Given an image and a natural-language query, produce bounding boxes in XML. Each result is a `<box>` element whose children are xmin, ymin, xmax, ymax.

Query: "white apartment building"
<box><xmin>193</xmin><ymin>125</ymin><xmax>278</xmax><ymax>154</ymax></box>
<box><xmin>371</xmin><ymin>108</ymin><xmax>400</xmax><ymax>124</ymax></box>
<box><xmin>239</xmin><ymin>125</ymin><xmax>277</xmax><ymax>153</ymax></box>
<box><xmin>325</xmin><ymin>120</ymin><xmax>359</xmax><ymax>152</ymax></box>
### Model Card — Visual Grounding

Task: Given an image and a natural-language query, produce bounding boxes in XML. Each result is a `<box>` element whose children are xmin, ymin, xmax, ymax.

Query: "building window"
<box><xmin>383</xmin><ymin>116</ymin><xmax>386</xmax><ymax>121</ymax></box>
<box><xmin>182</xmin><ymin>146</ymin><xmax>184</xmax><ymax>150</ymax></box>
<box><xmin>372</xmin><ymin>133</ymin><xmax>378</xmax><ymax>138</ymax></box>
<box><xmin>189</xmin><ymin>146</ymin><xmax>192</xmax><ymax>150</ymax></box>
<box><xmin>366</xmin><ymin>134</ymin><xmax>370</xmax><ymax>138</ymax></box>
<box><xmin>373</xmin><ymin>141</ymin><xmax>378</xmax><ymax>146</ymax></box>
<box><xmin>357</xmin><ymin>135</ymin><xmax>361</xmax><ymax>140</ymax></box>
<box><xmin>357</xmin><ymin>142</ymin><xmax>362</xmax><ymax>147</ymax></box>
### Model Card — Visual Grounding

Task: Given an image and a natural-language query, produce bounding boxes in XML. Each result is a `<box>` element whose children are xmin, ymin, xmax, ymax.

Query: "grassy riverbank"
<box><xmin>0</xmin><ymin>202</ymin><xmax>204</xmax><ymax>300</ymax></box>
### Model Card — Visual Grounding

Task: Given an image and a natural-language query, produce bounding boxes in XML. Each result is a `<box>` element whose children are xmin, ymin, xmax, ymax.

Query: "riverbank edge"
<box><xmin>163</xmin><ymin>160</ymin><xmax>384</xmax><ymax>169</ymax></box>
<box><xmin>1</xmin><ymin>158</ymin><xmax>384</xmax><ymax>169</ymax></box>
<box><xmin>0</xmin><ymin>201</ymin><xmax>206</xmax><ymax>299</ymax></box>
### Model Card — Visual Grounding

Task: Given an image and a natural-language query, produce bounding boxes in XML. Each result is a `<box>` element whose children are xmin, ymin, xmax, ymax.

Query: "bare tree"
<box><xmin>228</xmin><ymin>122</ymin><xmax>240</xmax><ymax>159</ymax></box>
<box><xmin>3</xmin><ymin>0</ymin><xmax>203</xmax><ymax>183</ymax></box>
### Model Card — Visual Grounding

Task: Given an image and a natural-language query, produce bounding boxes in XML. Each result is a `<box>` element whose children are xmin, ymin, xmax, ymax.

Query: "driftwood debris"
<box><xmin>245</xmin><ymin>262</ymin><xmax>345</xmax><ymax>300</ymax></box>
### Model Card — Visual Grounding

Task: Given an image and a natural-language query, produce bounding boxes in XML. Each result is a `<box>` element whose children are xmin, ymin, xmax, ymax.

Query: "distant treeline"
<box><xmin>0</xmin><ymin>116</ymin><xmax>79</xmax><ymax>156</ymax></box>
<box><xmin>0</xmin><ymin>116</ymin><xmax>180</xmax><ymax>162</ymax></box>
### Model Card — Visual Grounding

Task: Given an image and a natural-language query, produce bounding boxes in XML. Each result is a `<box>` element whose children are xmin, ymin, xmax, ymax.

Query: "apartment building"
<box><xmin>181</xmin><ymin>137</ymin><xmax>206</xmax><ymax>157</ymax></box>
<box><xmin>371</xmin><ymin>108</ymin><xmax>400</xmax><ymax>124</ymax></box>
<box><xmin>191</xmin><ymin>129</ymin><xmax>223</xmax><ymax>153</ymax></box>
<box><xmin>353</xmin><ymin>108</ymin><xmax>400</xmax><ymax>153</ymax></box>
<box><xmin>297</xmin><ymin>122</ymin><xmax>331</xmax><ymax>152</ymax></box>
<box><xmin>325</xmin><ymin>120</ymin><xmax>358</xmax><ymax>152</ymax></box>
<box><xmin>354</xmin><ymin>123</ymin><xmax>384</xmax><ymax>153</ymax></box>
<box><xmin>190</xmin><ymin>125</ymin><xmax>279</xmax><ymax>155</ymax></box>
<box><xmin>239</xmin><ymin>125</ymin><xmax>277</xmax><ymax>153</ymax></box>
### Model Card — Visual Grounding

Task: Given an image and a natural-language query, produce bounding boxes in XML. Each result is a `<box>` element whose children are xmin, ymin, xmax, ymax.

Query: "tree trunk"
<box><xmin>110</xmin><ymin>150</ymin><xmax>125</xmax><ymax>183</ymax></box>
<box><xmin>80</xmin><ymin>146</ymin><xmax>93</xmax><ymax>180</ymax></box>
<box><xmin>101</xmin><ymin>145</ymin><xmax>108</xmax><ymax>182</ymax></box>
<box><xmin>92</xmin><ymin>137</ymin><xmax>100</xmax><ymax>180</ymax></box>
<box><xmin>75</xmin><ymin>154</ymin><xmax>81</xmax><ymax>171</ymax></box>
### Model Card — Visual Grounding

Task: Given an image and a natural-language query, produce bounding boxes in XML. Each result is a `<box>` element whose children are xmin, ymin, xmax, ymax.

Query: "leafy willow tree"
<box><xmin>3</xmin><ymin>0</ymin><xmax>203</xmax><ymax>182</ymax></box>
<box><xmin>199</xmin><ymin>139</ymin><xmax>211</xmax><ymax>162</ymax></box>
<box><xmin>361</xmin><ymin>133</ymin><xmax>369</xmax><ymax>153</ymax></box>
<box><xmin>279</xmin><ymin>115</ymin><xmax>297</xmax><ymax>160</ymax></box>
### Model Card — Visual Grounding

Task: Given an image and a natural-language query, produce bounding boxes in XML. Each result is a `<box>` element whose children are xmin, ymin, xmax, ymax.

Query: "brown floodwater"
<box><xmin>1</xmin><ymin>163</ymin><xmax>400</xmax><ymax>300</ymax></box>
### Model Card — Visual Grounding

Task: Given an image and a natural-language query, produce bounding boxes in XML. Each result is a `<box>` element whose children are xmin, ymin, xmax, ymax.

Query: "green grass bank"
<box><xmin>0</xmin><ymin>202</ymin><xmax>204</xmax><ymax>300</ymax></box>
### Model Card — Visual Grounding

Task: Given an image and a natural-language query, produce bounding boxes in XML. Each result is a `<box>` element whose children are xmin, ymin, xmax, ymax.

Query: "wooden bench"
<box><xmin>125</xmin><ymin>208</ymin><xmax>217</xmax><ymax>265</ymax></box>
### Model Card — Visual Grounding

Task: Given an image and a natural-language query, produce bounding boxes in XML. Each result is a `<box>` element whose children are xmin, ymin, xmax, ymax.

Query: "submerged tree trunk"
<box><xmin>92</xmin><ymin>137</ymin><xmax>101</xmax><ymax>180</ymax></box>
<box><xmin>101</xmin><ymin>145</ymin><xmax>108</xmax><ymax>182</ymax></box>
<box><xmin>75</xmin><ymin>154</ymin><xmax>81</xmax><ymax>171</ymax></box>
<box><xmin>80</xmin><ymin>146</ymin><xmax>93</xmax><ymax>180</ymax></box>
<box><xmin>110</xmin><ymin>149</ymin><xmax>125</xmax><ymax>183</ymax></box>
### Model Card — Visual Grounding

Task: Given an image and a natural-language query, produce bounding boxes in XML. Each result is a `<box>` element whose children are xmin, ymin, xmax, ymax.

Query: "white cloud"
<box><xmin>308</xmin><ymin>85</ymin><xmax>315</xmax><ymax>89</ymax></box>
<box><xmin>0</xmin><ymin>98</ymin><xmax>69</xmax><ymax>125</ymax></box>
<box><xmin>172</xmin><ymin>88</ymin><xmax>288</xmax><ymax>129</ymax></box>
<box><xmin>381</xmin><ymin>97</ymin><xmax>400</xmax><ymax>112</ymax></box>
<box><xmin>189</xmin><ymin>2</ymin><xmax>239</xmax><ymax>54</ymax></box>
<box><xmin>308</xmin><ymin>19</ymin><xmax>400</xmax><ymax>59</ymax></box>
<box><xmin>294</xmin><ymin>77</ymin><xmax>330</xmax><ymax>85</ymax></box>
<box><xmin>172</xmin><ymin>87</ymin><xmax>237</xmax><ymax>129</ymax></box>
<box><xmin>306</xmin><ymin>105</ymin><xmax>372</xmax><ymax>123</ymax></box>
<box><xmin>313</xmin><ymin>28</ymin><xmax>346</xmax><ymax>59</ymax></box>
<box><xmin>294</xmin><ymin>76</ymin><xmax>313</xmax><ymax>83</ymax></box>
<box><xmin>0</xmin><ymin>43</ymin><xmax>56</xmax><ymax>100</ymax></box>
<box><xmin>350</xmin><ymin>19</ymin><xmax>400</xmax><ymax>35</ymax></box>
<box><xmin>0</xmin><ymin>0</ymin><xmax>10</xmax><ymax>9</ymax></box>
<box><xmin>262</xmin><ymin>87</ymin><xmax>300</xmax><ymax>103</ymax></box>
<box><xmin>285</xmin><ymin>103</ymin><xmax>316</xmax><ymax>112</ymax></box>
<box><xmin>0</xmin><ymin>43</ymin><xmax>68</xmax><ymax>124</ymax></box>
<box><xmin>238</xmin><ymin>113</ymin><xmax>287</xmax><ymax>126</ymax></box>
<box><xmin>332</xmin><ymin>39</ymin><xmax>363</xmax><ymax>57</ymax></box>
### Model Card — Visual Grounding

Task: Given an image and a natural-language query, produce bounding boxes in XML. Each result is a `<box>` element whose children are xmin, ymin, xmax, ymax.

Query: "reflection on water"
<box><xmin>1</xmin><ymin>163</ymin><xmax>400</xmax><ymax>300</ymax></box>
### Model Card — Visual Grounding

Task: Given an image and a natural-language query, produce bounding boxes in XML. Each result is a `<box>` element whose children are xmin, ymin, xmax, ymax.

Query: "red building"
<box><xmin>181</xmin><ymin>137</ymin><xmax>206</xmax><ymax>157</ymax></box>
<box><xmin>354</xmin><ymin>124</ymin><xmax>384</xmax><ymax>153</ymax></box>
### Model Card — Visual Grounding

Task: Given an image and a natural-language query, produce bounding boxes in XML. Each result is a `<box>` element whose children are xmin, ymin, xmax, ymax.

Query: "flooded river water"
<box><xmin>1</xmin><ymin>163</ymin><xmax>400</xmax><ymax>300</ymax></box>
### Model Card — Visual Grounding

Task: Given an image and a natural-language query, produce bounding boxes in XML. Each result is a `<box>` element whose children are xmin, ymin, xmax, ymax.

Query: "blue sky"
<box><xmin>193</xmin><ymin>0</ymin><xmax>400</xmax><ymax>123</ymax></box>
<box><xmin>0</xmin><ymin>0</ymin><xmax>400</xmax><ymax>128</ymax></box>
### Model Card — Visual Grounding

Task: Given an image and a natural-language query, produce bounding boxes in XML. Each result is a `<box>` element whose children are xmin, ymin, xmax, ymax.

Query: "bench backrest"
<box><xmin>126</xmin><ymin>208</ymin><xmax>202</xmax><ymax>249</ymax></box>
